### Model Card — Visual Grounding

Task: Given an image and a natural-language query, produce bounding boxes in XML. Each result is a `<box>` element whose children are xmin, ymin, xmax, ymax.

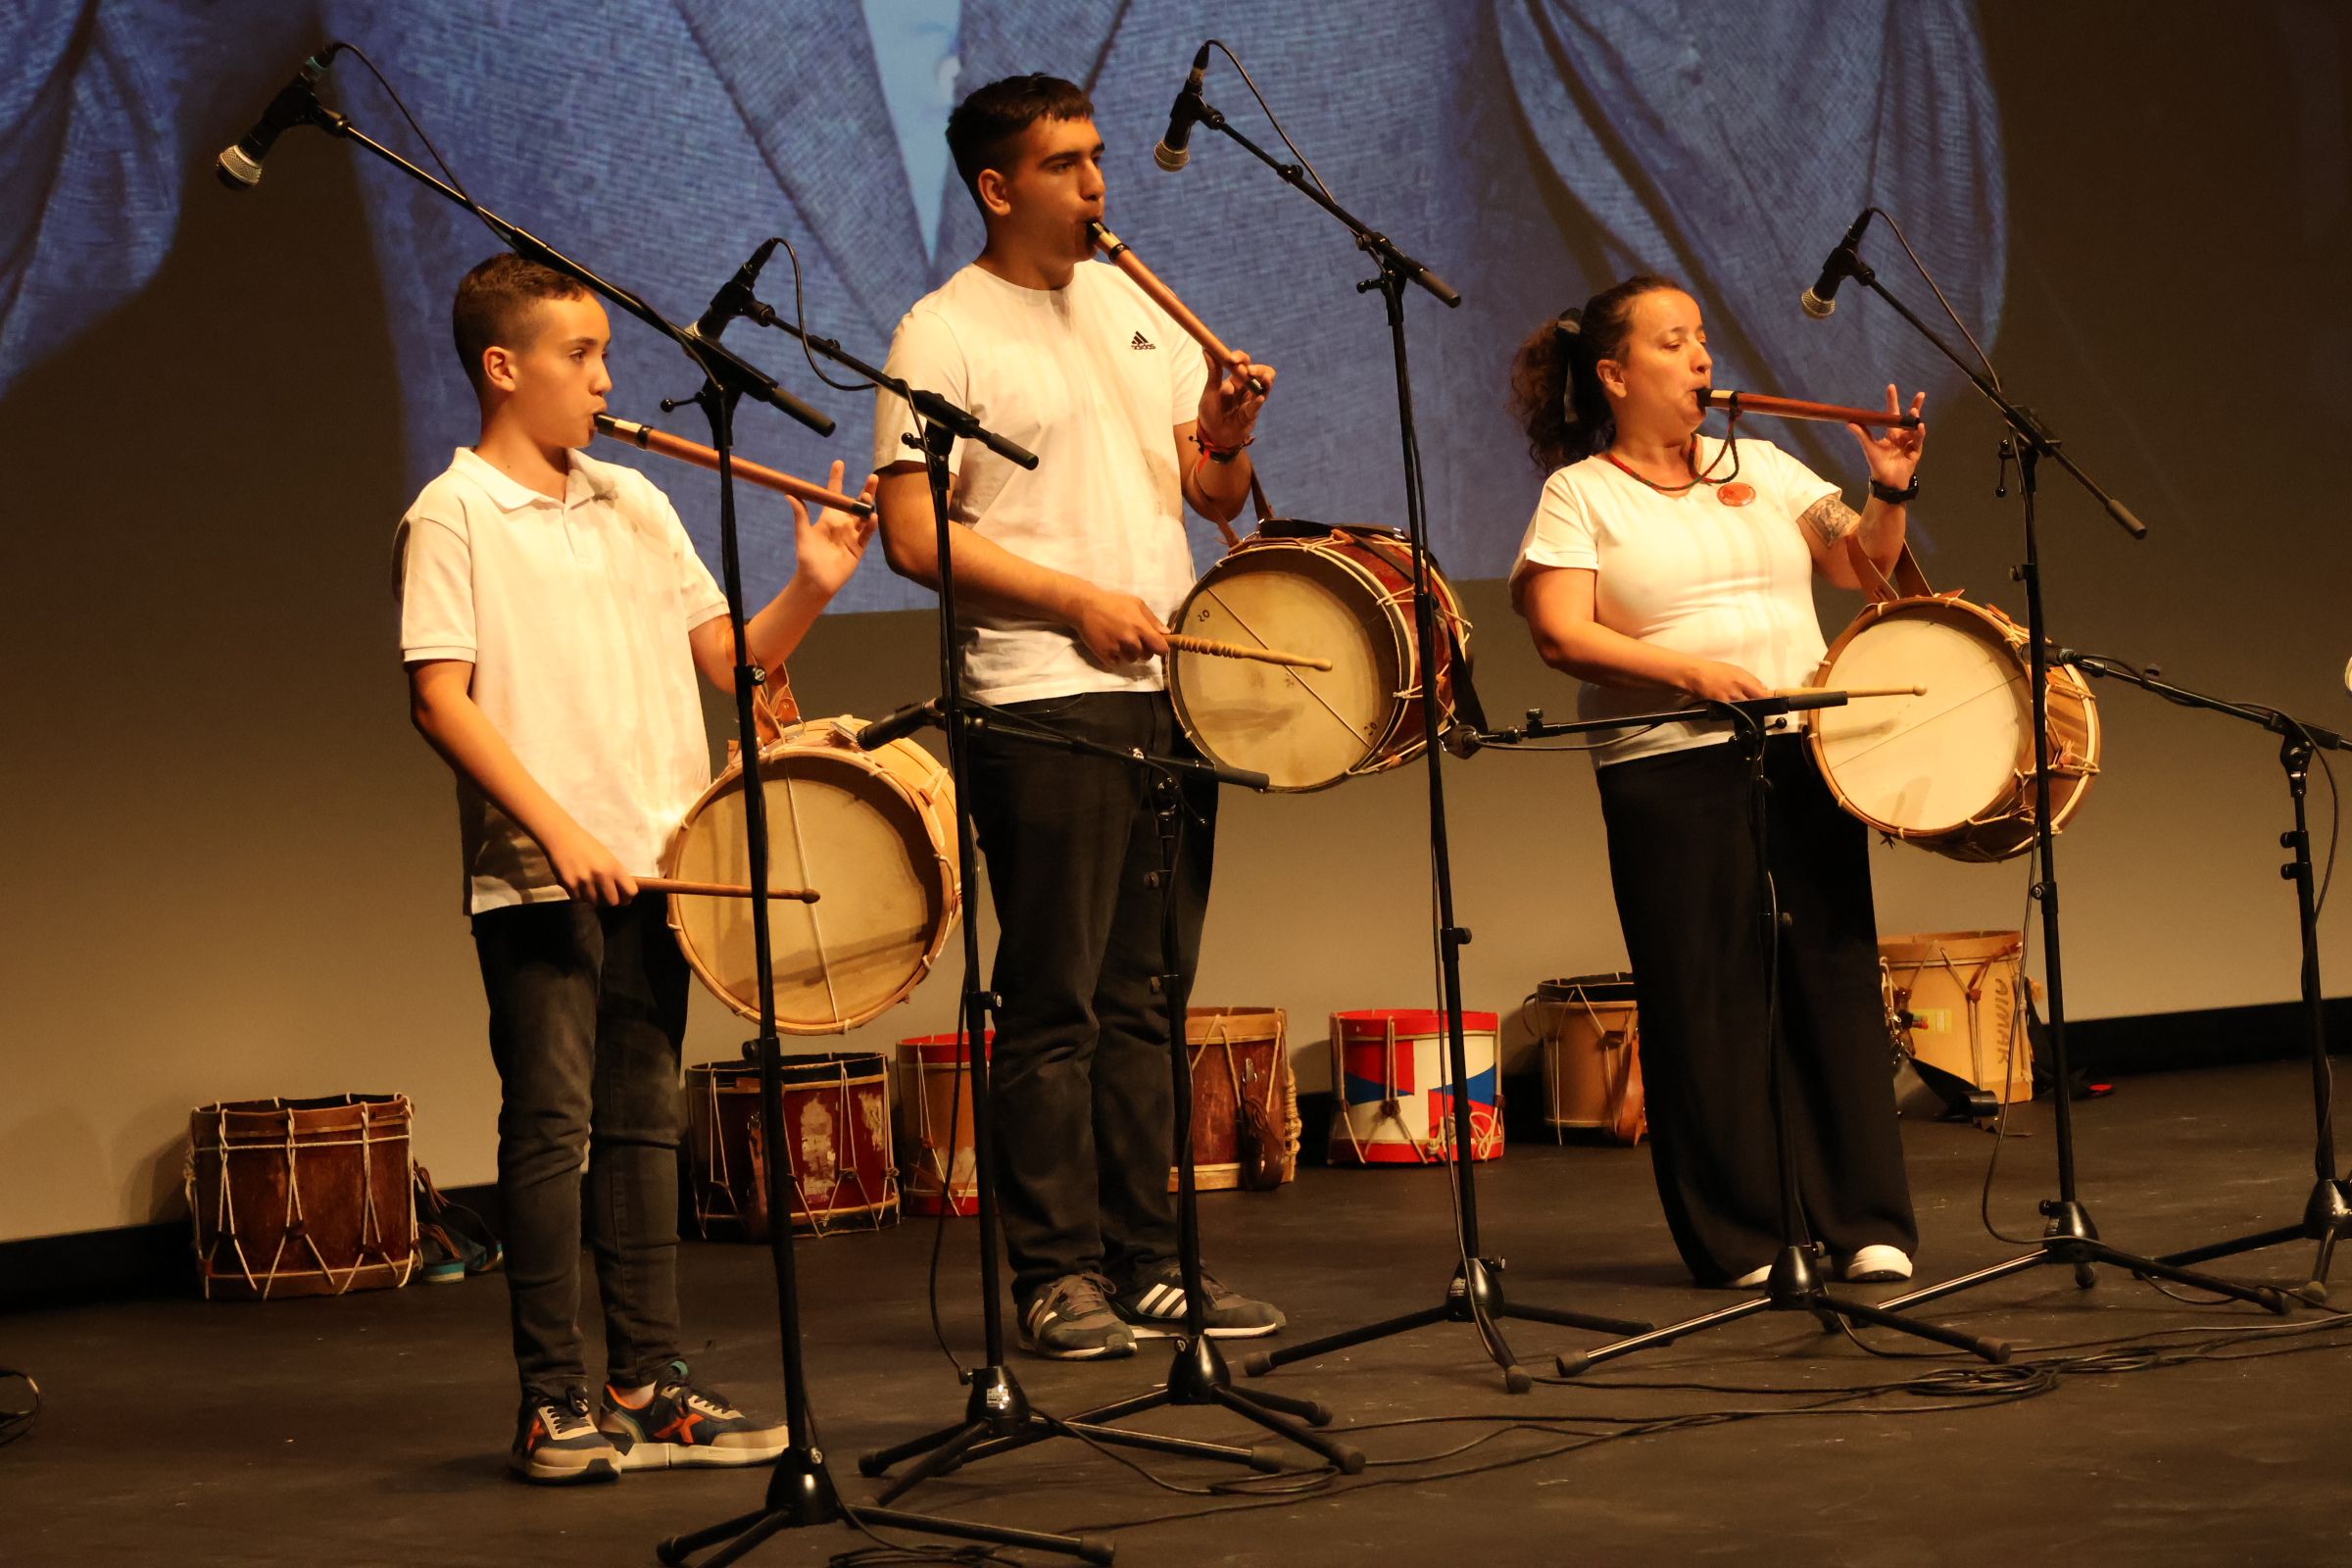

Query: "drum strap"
<box><xmin>1249</xmin><ymin>467</ymin><xmax>1277</xmax><ymax>530</ymax></box>
<box><xmin>1849</xmin><ymin>536</ymin><xmax>1936</xmax><ymax>603</ymax></box>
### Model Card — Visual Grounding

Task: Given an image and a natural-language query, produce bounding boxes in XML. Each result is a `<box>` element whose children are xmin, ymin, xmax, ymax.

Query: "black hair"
<box><xmin>945</xmin><ymin>74</ymin><xmax>1096</xmax><ymax>215</ymax></box>
<box><xmin>451</xmin><ymin>253</ymin><xmax>590</xmax><ymax>394</ymax></box>
<box><xmin>1507</xmin><ymin>274</ymin><xmax>1684</xmax><ymax>469</ymax></box>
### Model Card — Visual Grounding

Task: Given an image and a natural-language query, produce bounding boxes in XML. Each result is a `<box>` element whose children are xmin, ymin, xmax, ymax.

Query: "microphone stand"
<box><xmin>1470</xmin><ymin>699</ymin><xmax>2011</xmax><ymax>1371</ymax></box>
<box><xmin>2053</xmin><ymin>655</ymin><xmax>2352</xmax><ymax>1302</ymax></box>
<box><xmin>855</xmin><ymin>706</ymin><xmax>1365</xmax><ymax>1489</ymax></box>
<box><xmin>1175</xmin><ymin>66</ymin><xmax>1647</xmax><ymax>1396</ymax></box>
<box><xmin>257</xmin><ymin>65</ymin><xmax>1114</xmax><ymax>1568</ymax></box>
<box><xmin>1823</xmin><ymin>251</ymin><xmax>2289</xmax><ymax>1321</ymax></box>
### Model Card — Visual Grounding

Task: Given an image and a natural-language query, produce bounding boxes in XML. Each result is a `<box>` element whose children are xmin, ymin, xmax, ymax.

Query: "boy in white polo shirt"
<box><xmin>396</xmin><ymin>253</ymin><xmax>874</xmax><ymax>1484</ymax></box>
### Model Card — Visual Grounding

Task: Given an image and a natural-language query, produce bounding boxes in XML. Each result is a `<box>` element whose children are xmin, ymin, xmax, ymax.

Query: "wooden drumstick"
<box><xmin>640</xmin><ymin>877</ymin><xmax>821</xmax><ymax>904</ymax></box>
<box><xmin>1775</xmin><ymin>685</ymin><xmax>1927</xmax><ymax>700</ymax></box>
<box><xmin>1166</xmin><ymin>633</ymin><xmax>1333</xmax><ymax>672</ymax></box>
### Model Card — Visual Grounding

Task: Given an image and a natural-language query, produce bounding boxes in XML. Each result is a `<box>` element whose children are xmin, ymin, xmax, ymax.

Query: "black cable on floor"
<box><xmin>1057</xmin><ymin>1307</ymin><xmax>2352</xmax><ymax>1537</ymax></box>
<box><xmin>0</xmin><ymin>1368</ymin><xmax>40</xmax><ymax>1448</ymax></box>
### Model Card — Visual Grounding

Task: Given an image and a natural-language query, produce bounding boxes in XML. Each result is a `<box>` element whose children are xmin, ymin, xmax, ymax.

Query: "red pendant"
<box><xmin>1717</xmin><ymin>481</ymin><xmax>1756</xmax><ymax>507</ymax></box>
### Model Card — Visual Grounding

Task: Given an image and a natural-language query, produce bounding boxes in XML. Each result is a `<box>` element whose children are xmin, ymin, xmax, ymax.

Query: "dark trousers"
<box><xmin>1595</xmin><ymin>735</ymin><xmax>1917</xmax><ymax>1284</ymax></box>
<box><xmin>472</xmin><ymin>896</ymin><xmax>688</xmax><ymax>1395</ymax></box>
<box><xmin>968</xmin><ymin>690</ymin><xmax>1217</xmax><ymax>1304</ymax></box>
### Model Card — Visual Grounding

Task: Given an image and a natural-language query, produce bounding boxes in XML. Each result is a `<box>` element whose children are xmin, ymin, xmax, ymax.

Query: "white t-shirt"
<box><xmin>396</xmin><ymin>447</ymin><xmax>730</xmax><ymax>912</ymax></box>
<box><xmin>1511</xmin><ymin>435</ymin><xmax>1841</xmax><ymax>765</ymax></box>
<box><xmin>872</xmin><ymin>260</ymin><xmax>1209</xmax><ymax>704</ymax></box>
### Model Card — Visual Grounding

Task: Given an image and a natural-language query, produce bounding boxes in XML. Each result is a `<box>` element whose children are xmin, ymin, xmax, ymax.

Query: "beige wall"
<box><xmin>8</xmin><ymin>138</ymin><xmax>2349</xmax><ymax>1245</ymax></box>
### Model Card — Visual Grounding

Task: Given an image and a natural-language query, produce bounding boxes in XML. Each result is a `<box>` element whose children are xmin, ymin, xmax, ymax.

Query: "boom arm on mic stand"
<box><xmin>227</xmin><ymin>53</ymin><xmax>833</xmax><ymax>436</ymax></box>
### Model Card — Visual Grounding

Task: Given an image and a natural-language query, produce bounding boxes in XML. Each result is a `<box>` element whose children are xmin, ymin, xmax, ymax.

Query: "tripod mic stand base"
<box><xmin>657</xmin><ymin>1445</ymin><xmax>1114</xmax><ymax>1568</ymax></box>
<box><xmin>1557</xmin><ymin>1245</ymin><xmax>2011</xmax><ymax>1376</ymax></box>
<box><xmin>858</xmin><ymin>1352</ymin><xmax>1279</xmax><ymax>1504</ymax></box>
<box><xmin>985</xmin><ymin>1332</ymin><xmax>1367</xmax><ymax>1475</ymax></box>
<box><xmin>2156</xmin><ymin>1177</ymin><xmax>2352</xmax><ymax>1305</ymax></box>
<box><xmin>1242</xmin><ymin>1255</ymin><xmax>1649</xmax><ymax>1395</ymax></box>
<box><xmin>1875</xmin><ymin>1199</ymin><xmax>2294</xmax><ymax>1320</ymax></box>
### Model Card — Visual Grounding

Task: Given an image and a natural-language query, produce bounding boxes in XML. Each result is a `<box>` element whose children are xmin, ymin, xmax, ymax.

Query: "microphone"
<box><xmin>215</xmin><ymin>46</ymin><xmax>344</xmax><ymax>190</ymax></box>
<box><xmin>1799</xmin><ymin>208</ymin><xmax>1875</xmax><ymax>319</ymax></box>
<box><xmin>1752</xmin><ymin>689</ymin><xmax>1850</xmax><ymax>714</ymax></box>
<box><xmin>857</xmin><ymin>699</ymin><xmax>943</xmax><ymax>752</ymax></box>
<box><xmin>692</xmin><ymin>238</ymin><xmax>782</xmax><ymax>343</ymax></box>
<box><xmin>1153</xmin><ymin>43</ymin><xmax>1212</xmax><ymax>172</ymax></box>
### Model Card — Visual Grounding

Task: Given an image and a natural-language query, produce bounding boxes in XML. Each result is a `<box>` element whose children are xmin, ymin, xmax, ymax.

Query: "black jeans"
<box><xmin>1594</xmin><ymin>735</ymin><xmax>1918</xmax><ymax>1284</ymax></box>
<box><xmin>472</xmin><ymin>896</ymin><xmax>688</xmax><ymax>1395</ymax></box>
<box><xmin>968</xmin><ymin>690</ymin><xmax>1217</xmax><ymax>1304</ymax></box>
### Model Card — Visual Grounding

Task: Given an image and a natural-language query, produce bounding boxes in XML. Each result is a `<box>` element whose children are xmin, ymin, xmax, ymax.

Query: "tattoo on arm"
<box><xmin>1799</xmin><ymin>495</ymin><xmax>1861</xmax><ymax>547</ymax></box>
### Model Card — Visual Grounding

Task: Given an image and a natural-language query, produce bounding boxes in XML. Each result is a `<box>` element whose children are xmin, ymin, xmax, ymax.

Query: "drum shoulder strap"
<box><xmin>1849</xmin><ymin>536</ymin><xmax>1936</xmax><ymax>603</ymax></box>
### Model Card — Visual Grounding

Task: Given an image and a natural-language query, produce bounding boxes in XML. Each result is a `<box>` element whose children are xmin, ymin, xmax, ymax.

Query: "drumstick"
<box><xmin>1166</xmin><ymin>633</ymin><xmax>1333</xmax><ymax>672</ymax></box>
<box><xmin>641</xmin><ymin>877</ymin><xmax>821</xmax><ymax>904</ymax></box>
<box><xmin>1775</xmin><ymin>685</ymin><xmax>1927</xmax><ymax>700</ymax></box>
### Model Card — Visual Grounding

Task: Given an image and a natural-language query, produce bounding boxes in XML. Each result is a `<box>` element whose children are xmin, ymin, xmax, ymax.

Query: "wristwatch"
<box><xmin>1869</xmin><ymin>473</ymin><xmax>1921</xmax><ymax>506</ymax></box>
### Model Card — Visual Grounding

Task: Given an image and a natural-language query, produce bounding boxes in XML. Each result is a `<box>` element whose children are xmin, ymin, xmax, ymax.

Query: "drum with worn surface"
<box><xmin>1327</xmin><ymin>1008</ymin><xmax>1504</xmax><ymax>1165</ymax></box>
<box><xmin>1174</xmin><ymin>1006</ymin><xmax>1300</xmax><ymax>1193</ymax></box>
<box><xmin>1810</xmin><ymin>595</ymin><xmax>2099</xmax><ymax>862</ymax></box>
<box><xmin>666</xmin><ymin>715</ymin><xmax>958</xmax><ymax>1033</ymax></box>
<box><xmin>687</xmin><ymin>1053</ymin><xmax>898</xmax><ymax>1240</ymax></box>
<box><xmin>1880</xmin><ymin>930</ymin><xmax>2033</xmax><ymax>1104</ymax></box>
<box><xmin>187</xmin><ymin>1095</ymin><xmax>418</xmax><ymax>1299</ymax></box>
<box><xmin>1169</xmin><ymin>524</ymin><xmax>1472</xmax><ymax>792</ymax></box>
<box><xmin>895</xmin><ymin>1032</ymin><xmax>989</xmax><ymax>1218</ymax></box>
<box><xmin>1531</xmin><ymin>974</ymin><xmax>1646</xmax><ymax>1144</ymax></box>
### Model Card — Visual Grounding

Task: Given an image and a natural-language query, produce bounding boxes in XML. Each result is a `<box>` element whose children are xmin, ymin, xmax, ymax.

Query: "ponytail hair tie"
<box><xmin>1554</xmin><ymin>311</ymin><xmax>1587</xmax><ymax>423</ymax></box>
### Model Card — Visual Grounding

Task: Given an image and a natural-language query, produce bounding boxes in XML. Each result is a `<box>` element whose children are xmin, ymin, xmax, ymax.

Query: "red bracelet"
<box><xmin>1192</xmin><ymin>430</ymin><xmax>1252</xmax><ymax>464</ymax></box>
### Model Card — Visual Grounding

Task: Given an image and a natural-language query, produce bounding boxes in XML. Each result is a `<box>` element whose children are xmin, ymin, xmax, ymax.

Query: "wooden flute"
<box><xmin>1087</xmin><ymin>220</ymin><xmax>1267</xmax><ymax>395</ymax></box>
<box><xmin>594</xmin><ymin>414</ymin><xmax>872</xmax><ymax>514</ymax></box>
<box><xmin>1698</xmin><ymin>389</ymin><xmax>1922</xmax><ymax>429</ymax></box>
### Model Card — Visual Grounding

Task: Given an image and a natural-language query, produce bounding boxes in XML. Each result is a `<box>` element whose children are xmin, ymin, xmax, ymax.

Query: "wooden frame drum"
<box><xmin>186</xmin><ymin>1095</ymin><xmax>417</xmax><ymax>1299</ymax></box>
<box><xmin>1880</xmin><ymin>930</ymin><xmax>2033</xmax><ymax>1105</ymax></box>
<box><xmin>686</xmin><ymin>1054</ymin><xmax>898</xmax><ymax>1240</ymax></box>
<box><xmin>1809</xmin><ymin>595</ymin><xmax>2099</xmax><ymax>862</ymax></box>
<box><xmin>1169</xmin><ymin>525</ymin><xmax>1471</xmax><ymax>792</ymax></box>
<box><xmin>895</xmin><ymin>1032</ymin><xmax>988</xmax><ymax>1218</ymax></box>
<box><xmin>1531</xmin><ymin>974</ymin><xmax>1646</xmax><ymax>1144</ymax></box>
<box><xmin>665</xmin><ymin>715</ymin><xmax>957</xmax><ymax>1033</ymax></box>
<box><xmin>1175</xmin><ymin>1005</ymin><xmax>1300</xmax><ymax>1193</ymax></box>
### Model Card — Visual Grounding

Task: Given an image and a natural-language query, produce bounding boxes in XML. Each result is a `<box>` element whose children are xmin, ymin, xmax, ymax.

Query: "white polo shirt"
<box><xmin>1512</xmin><ymin>436</ymin><xmax>1841</xmax><ymax>765</ymax></box>
<box><xmin>872</xmin><ymin>260</ymin><xmax>1209</xmax><ymax>705</ymax></box>
<box><xmin>395</xmin><ymin>446</ymin><xmax>730</xmax><ymax>913</ymax></box>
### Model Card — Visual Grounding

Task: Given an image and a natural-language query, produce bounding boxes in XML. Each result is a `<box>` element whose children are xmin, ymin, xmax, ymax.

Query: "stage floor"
<box><xmin>7</xmin><ymin>1058</ymin><xmax>2351</xmax><ymax>1566</ymax></box>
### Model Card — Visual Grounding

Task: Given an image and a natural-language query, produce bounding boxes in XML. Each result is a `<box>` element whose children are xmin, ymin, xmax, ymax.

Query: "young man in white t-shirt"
<box><xmin>872</xmin><ymin>74</ymin><xmax>1283</xmax><ymax>1359</ymax></box>
<box><xmin>397</xmin><ymin>254</ymin><xmax>876</xmax><ymax>1482</ymax></box>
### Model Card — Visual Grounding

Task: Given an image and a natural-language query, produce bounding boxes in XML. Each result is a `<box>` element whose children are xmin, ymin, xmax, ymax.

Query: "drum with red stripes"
<box><xmin>1326</xmin><ymin>1009</ymin><xmax>1504</xmax><ymax>1165</ymax></box>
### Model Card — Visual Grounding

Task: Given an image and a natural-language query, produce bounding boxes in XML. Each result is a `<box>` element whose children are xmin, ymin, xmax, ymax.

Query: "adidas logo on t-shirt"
<box><xmin>1130</xmin><ymin>330</ymin><xmax>1155</xmax><ymax>351</ymax></box>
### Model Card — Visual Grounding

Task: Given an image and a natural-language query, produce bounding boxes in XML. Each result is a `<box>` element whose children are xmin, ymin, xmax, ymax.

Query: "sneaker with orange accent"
<box><xmin>596</xmin><ymin>1361</ymin><xmax>786</xmax><ymax>1470</ymax></box>
<box><xmin>511</xmin><ymin>1385</ymin><xmax>622</xmax><ymax>1485</ymax></box>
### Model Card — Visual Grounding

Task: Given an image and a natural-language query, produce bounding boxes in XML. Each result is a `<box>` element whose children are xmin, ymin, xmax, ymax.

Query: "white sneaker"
<box><xmin>1843</xmin><ymin>1245</ymin><xmax>1913</xmax><ymax>1283</ymax></box>
<box><xmin>1727</xmin><ymin>1263</ymin><xmax>1771</xmax><ymax>1289</ymax></box>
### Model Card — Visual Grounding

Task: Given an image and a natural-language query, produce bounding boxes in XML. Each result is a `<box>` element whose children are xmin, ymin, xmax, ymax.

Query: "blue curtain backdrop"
<box><xmin>3</xmin><ymin>0</ymin><xmax>2005</xmax><ymax>609</ymax></box>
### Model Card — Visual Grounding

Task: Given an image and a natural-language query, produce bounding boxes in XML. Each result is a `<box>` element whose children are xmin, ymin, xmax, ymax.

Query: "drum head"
<box><xmin>669</xmin><ymin>743</ymin><xmax>954</xmax><ymax>1033</ymax></box>
<box><xmin>1814</xmin><ymin>605</ymin><xmax>2030</xmax><ymax>839</ymax></box>
<box><xmin>1170</xmin><ymin>545</ymin><xmax>1405</xmax><ymax>791</ymax></box>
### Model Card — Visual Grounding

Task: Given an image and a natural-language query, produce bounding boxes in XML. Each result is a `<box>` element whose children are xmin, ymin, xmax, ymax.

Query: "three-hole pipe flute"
<box><xmin>595</xmin><ymin>413</ymin><xmax>873</xmax><ymax>514</ymax></box>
